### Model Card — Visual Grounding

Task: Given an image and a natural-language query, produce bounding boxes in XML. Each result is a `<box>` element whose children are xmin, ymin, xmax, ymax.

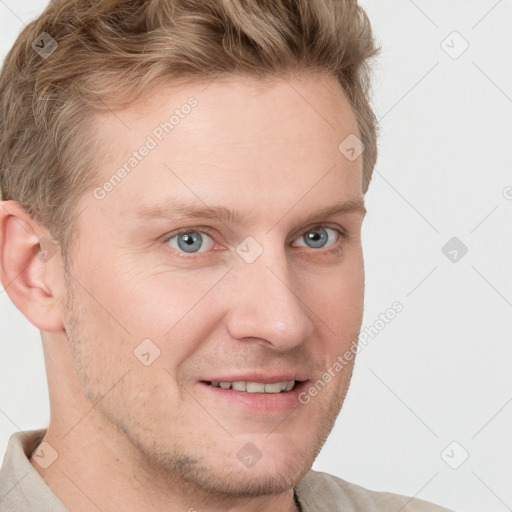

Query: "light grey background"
<box><xmin>1</xmin><ymin>1</ymin><xmax>511</xmax><ymax>511</ymax></box>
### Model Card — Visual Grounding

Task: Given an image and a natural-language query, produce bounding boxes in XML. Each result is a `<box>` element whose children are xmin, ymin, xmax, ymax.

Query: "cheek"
<box><xmin>300</xmin><ymin>256</ymin><xmax>364</xmax><ymax>319</ymax></box>
<box><xmin>66</xmin><ymin>291</ymin><xmax>129</xmax><ymax>403</ymax></box>
<box><xmin>89</xmin><ymin>254</ymin><xmax>226</xmax><ymax>335</ymax></box>
<box><xmin>107</xmin><ymin>267</ymin><xmax>232</xmax><ymax>373</ymax></box>
<box><xmin>298</xmin><ymin>257</ymin><xmax>364</xmax><ymax>361</ymax></box>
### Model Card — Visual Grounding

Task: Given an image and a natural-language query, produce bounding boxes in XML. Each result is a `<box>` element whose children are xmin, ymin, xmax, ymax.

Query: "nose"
<box><xmin>224</xmin><ymin>245</ymin><xmax>315</xmax><ymax>350</ymax></box>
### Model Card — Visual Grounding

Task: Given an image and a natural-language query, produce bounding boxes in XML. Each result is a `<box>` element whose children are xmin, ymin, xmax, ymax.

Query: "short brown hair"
<box><xmin>0</xmin><ymin>0</ymin><xmax>379</xmax><ymax>263</ymax></box>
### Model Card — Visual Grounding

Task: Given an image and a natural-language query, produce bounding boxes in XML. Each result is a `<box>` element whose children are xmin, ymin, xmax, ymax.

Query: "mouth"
<box><xmin>203</xmin><ymin>379</ymin><xmax>299</xmax><ymax>393</ymax></box>
<box><xmin>198</xmin><ymin>378</ymin><xmax>309</xmax><ymax>413</ymax></box>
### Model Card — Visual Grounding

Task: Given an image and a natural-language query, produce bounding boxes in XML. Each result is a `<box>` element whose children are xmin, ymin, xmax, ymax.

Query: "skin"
<box><xmin>0</xmin><ymin>72</ymin><xmax>366</xmax><ymax>512</ymax></box>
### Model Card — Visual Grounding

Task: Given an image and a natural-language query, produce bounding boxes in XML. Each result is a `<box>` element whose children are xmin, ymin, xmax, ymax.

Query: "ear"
<box><xmin>0</xmin><ymin>200</ymin><xmax>65</xmax><ymax>332</ymax></box>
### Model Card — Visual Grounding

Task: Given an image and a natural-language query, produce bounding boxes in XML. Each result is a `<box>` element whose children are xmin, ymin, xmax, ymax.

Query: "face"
<box><xmin>62</xmin><ymin>73</ymin><xmax>365</xmax><ymax>496</ymax></box>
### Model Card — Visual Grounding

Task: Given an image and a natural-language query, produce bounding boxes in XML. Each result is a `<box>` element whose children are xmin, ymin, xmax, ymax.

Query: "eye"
<box><xmin>292</xmin><ymin>226</ymin><xmax>340</xmax><ymax>250</ymax></box>
<box><xmin>165</xmin><ymin>230</ymin><xmax>215</xmax><ymax>254</ymax></box>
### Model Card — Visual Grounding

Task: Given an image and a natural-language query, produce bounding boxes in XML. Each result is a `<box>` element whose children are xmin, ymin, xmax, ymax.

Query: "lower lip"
<box><xmin>198</xmin><ymin>381</ymin><xmax>308</xmax><ymax>414</ymax></box>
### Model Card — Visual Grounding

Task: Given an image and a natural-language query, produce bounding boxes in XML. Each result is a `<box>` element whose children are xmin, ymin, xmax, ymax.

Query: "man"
<box><xmin>0</xmin><ymin>0</ymin><xmax>454</xmax><ymax>510</ymax></box>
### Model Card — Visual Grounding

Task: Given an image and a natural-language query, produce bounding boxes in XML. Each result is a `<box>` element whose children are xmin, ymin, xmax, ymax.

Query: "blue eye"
<box><xmin>293</xmin><ymin>226</ymin><xmax>339</xmax><ymax>249</ymax></box>
<box><xmin>164</xmin><ymin>225</ymin><xmax>344</xmax><ymax>259</ymax></box>
<box><xmin>165</xmin><ymin>231</ymin><xmax>215</xmax><ymax>253</ymax></box>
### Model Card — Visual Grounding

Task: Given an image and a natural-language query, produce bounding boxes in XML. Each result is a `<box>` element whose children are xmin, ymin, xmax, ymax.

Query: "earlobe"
<box><xmin>0</xmin><ymin>200</ymin><xmax>65</xmax><ymax>332</ymax></box>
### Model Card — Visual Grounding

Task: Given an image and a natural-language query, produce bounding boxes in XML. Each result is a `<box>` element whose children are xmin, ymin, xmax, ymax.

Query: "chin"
<box><xmin>179</xmin><ymin>455</ymin><xmax>309</xmax><ymax>498</ymax></box>
<box><xmin>145</xmin><ymin>435</ymin><xmax>312</xmax><ymax>499</ymax></box>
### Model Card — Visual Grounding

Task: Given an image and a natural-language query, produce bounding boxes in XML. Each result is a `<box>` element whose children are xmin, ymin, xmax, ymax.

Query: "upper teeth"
<box><xmin>210</xmin><ymin>380</ymin><xmax>295</xmax><ymax>393</ymax></box>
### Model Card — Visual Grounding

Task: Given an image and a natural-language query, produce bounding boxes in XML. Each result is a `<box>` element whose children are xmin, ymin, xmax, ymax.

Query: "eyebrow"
<box><xmin>135</xmin><ymin>196</ymin><xmax>366</xmax><ymax>226</ymax></box>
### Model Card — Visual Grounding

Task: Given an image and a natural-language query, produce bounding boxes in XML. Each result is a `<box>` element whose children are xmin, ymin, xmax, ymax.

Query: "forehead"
<box><xmin>88</xmin><ymin>73</ymin><xmax>363</xmax><ymax>221</ymax></box>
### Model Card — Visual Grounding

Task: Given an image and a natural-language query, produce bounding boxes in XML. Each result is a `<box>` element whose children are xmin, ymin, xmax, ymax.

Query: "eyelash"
<box><xmin>163</xmin><ymin>224</ymin><xmax>348</xmax><ymax>261</ymax></box>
